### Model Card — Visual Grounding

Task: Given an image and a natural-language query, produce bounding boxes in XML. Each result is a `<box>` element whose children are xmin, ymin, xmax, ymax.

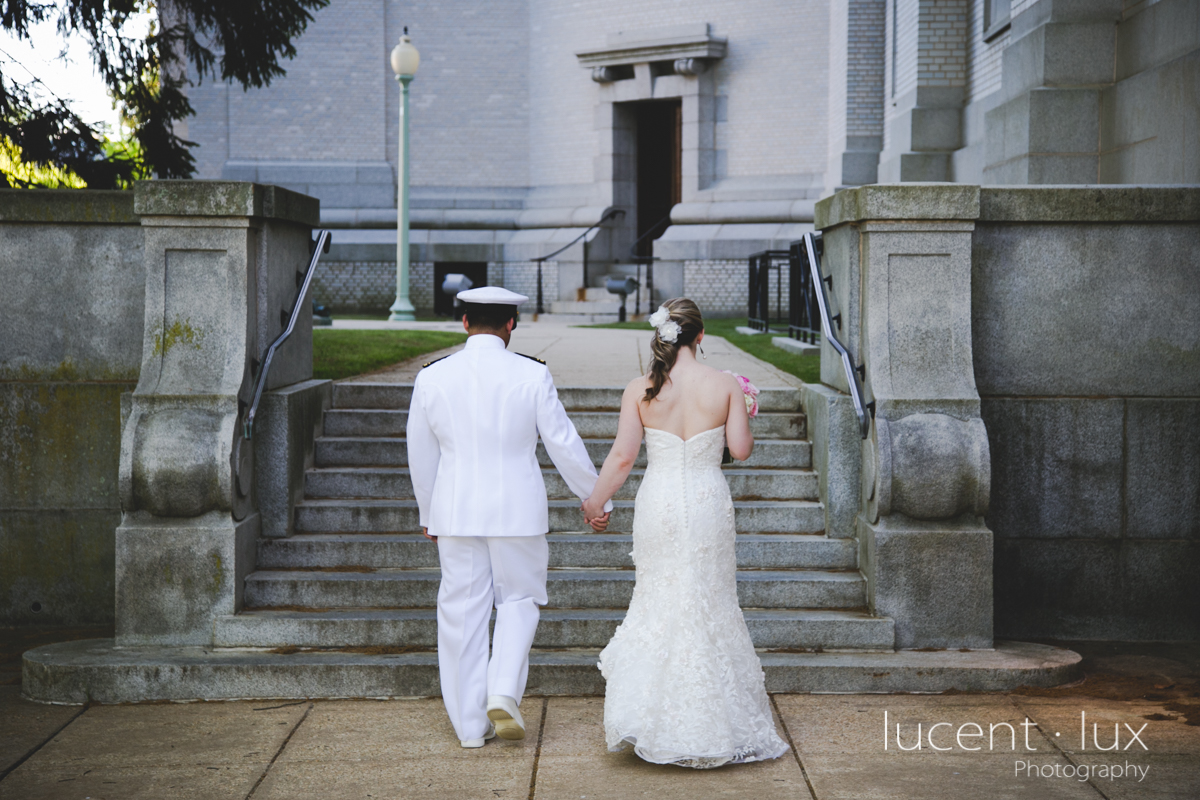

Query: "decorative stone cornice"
<box><xmin>576</xmin><ymin>22</ymin><xmax>726</xmax><ymax>70</ymax></box>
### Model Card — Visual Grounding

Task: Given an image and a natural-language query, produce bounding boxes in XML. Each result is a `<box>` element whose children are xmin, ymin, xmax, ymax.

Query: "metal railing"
<box><xmin>627</xmin><ymin>212</ymin><xmax>672</xmax><ymax>316</ymax></box>
<box><xmin>747</xmin><ymin>250</ymin><xmax>790</xmax><ymax>332</ymax></box>
<box><xmin>243</xmin><ymin>229</ymin><xmax>331</xmax><ymax>440</ymax></box>
<box><xmin>532</xmin><ymin>208</ymin><xmax>625</xmax><ymax>316</ymax></box>
<box><xmin>794</xmin><ymin>232</ymin><xmax>873</xmax><ymax>439</ymax></box>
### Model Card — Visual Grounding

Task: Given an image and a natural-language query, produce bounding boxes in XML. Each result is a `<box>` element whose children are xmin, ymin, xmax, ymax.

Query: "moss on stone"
<box><xmin>151</xmin><ymin>318</ymin><xmax>204</xmax><ymax>356</ymax></box>
<box><xmin>0</xmin><ymin>189</ymin><xmax>137</xmax><ymax>224</ymax></box>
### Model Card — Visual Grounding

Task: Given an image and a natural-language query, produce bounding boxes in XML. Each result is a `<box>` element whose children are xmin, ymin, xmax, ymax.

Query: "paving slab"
<box><xmin>254</xmin><ymin>759</ymin><xmax>537</xmax><ymax>800</ymax></box>
<box><xmin>15</xmin><ymin>701</ymin><xmax>307</xmax><ymax>769</ymax></box>
<box><xmin>797</xmin><ymin>753</ymin><xmax>1099</xmax><ymax>800</ymax></box>
<box><xmin>275</xmin><ymin>698</ymin><xmax>536</xmax><ymax>762</ymax></box>
<box><xmin>1011</xmin><ymin>697</ymin><xmax>1200</xmax><ymax>757</ymax></box>
<box><xmin>774</xmin><ymin>694</ymin><xmax>1056</xmax><ymax>757</ymax></box>
<box><xmin>532</xmin><ymin>696</ymin><xmax>812</xmax><ymax>799</ymax></box>
<box><xmin>339</xmin><ymin>318</ymin><xmax>801</xmax><ymax>390</ymax></box>
<box><xmin>0</xmin><ymin>687</ymin><xmax>79</xmax><ymax>776</ymax></box>
<box><xmin>0</xmin><ymin>764</ymin><xmax>263</xmax><ymax>800</ymax></box>
<box><xmin>255</xmin><ymin>698</ymin><xmax>536</xmax><ymax>800</ymax></box>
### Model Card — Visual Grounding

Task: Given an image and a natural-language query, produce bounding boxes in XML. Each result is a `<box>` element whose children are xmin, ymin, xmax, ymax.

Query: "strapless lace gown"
<box><xmin>597</xmin><ymin>424</ymin><xmax>790</xmax><ymax>768</ymax></box>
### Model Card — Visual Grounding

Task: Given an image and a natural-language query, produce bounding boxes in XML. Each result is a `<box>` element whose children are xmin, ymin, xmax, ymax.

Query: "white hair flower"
<box><xmin>648</xmin><ymin>305</ymin><xmax>680</xmax><ymax>343</ymax></box>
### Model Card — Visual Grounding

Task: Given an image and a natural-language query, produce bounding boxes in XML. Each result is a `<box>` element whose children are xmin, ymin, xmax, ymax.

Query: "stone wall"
<box><xmin>815</xmin><ymin>183</ymin><xmax>1200</xmax><ymax>643</ymax></box>
<box><xmin>1</xmin><ymin>183</ymin><xmax>327</xmax><ymax>630</ymax></box>
<box><xmin>971</xmin><ymin>187</ymin><xmax>1200</xmax><ymax>640</ymax></box>
<box><xmin>1</xmin><ymin>191</ymin><xmax>144</xmax><ymax>626</ymax></box>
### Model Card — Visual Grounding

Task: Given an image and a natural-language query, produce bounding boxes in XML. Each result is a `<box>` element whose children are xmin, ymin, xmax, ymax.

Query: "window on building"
<box><xmin>984</xmin><ymin>0</ymin><xmax>1012</xmax><ymax>41</ymax></box>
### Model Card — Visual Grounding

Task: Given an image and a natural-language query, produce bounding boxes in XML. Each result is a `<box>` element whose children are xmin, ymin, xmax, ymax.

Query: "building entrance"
<box><xmin>633</xmin><ymin>99</ymin><xmax>681</xmax><ymax>258</ymax></box>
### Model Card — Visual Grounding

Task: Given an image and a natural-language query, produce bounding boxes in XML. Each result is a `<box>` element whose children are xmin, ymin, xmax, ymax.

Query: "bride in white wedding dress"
<box><xmin>581</xmin><ymin>298</ymin><xmax>790</xmax><ymax>769</ymax></box>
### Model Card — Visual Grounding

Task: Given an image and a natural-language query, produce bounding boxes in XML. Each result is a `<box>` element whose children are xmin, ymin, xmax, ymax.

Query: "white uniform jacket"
<box><xmin>406</xmin><ymin>333</ymin><xmax>612</xmax><ymax>537</ymax></box>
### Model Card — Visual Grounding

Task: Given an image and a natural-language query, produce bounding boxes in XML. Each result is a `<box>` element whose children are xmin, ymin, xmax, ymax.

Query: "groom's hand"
<box><xmin>422</xmin><ymin>527</ymin><xmax>436</xmax><ymax>542</ymax></box>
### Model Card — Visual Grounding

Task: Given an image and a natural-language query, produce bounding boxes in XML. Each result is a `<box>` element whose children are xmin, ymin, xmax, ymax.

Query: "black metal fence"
<box><xmin>746</xmin><ymin>250</ymin><xmax>790</xmax><ymax>332</ymax></box>
<box><xmin>746</xmin><ymin>245</ymin><xmax>821</xmax><ymax>344</ymax></box>
<box><xmin>787</xmin><ymin>238</ymin><xmax>822</xmax><ymax>344</ymax></box>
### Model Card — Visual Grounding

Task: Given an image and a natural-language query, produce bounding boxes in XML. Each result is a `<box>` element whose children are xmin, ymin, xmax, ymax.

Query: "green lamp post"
<box><xmin>388</xmin><ymin>28</ymin><xmax>420</xmax><ymax>321</ymax></box>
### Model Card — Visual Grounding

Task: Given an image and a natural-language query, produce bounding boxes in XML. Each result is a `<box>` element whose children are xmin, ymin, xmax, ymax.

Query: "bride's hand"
<box><xmin>581</xmin><ymin>497</ymin><xmax>609</xmax><ymax>530</ymax></box>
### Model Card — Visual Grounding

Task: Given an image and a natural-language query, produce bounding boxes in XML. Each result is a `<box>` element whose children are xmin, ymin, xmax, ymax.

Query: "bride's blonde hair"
<box><xmin>644</xmin><ymin>298</ymin><xmax>704</xmax><ymax>402</ymax></box>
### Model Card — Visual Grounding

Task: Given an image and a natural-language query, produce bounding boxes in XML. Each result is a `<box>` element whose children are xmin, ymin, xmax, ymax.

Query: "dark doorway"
<box><xmin>433</xmin><ymin>262</ymin><xmax>488</xmax><ymax>317</ymax></box>
<box><xmin>634</xmin><ymin>99</ymin><xmax>681</xmax><ymax>258</ymax></box>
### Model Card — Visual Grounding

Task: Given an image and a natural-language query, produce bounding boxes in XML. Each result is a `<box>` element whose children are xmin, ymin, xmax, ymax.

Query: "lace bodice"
<box><xmin>597</xmin><ymin>423</ymin><xmax>789</xmax><ymax>768</ymax></box>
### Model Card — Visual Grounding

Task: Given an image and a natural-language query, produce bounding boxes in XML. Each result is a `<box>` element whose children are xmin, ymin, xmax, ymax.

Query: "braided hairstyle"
<box><xmin>644</xmin><ymin>298</ymin><xmax>704</xmax><ymax>402</ymax></box>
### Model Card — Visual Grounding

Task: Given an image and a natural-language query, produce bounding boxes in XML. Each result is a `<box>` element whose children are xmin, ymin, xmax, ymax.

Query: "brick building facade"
<box><xmin>185</xmin><ymin>0</ymin><xmax>1198</xmax><ymax>316</ymax></box>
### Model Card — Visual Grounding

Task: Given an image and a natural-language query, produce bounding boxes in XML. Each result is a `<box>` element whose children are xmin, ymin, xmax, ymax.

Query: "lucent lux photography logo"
<box><xmin>883</xmin><ymin>710</ymin><xmax>1151</xmax><ymax>782</ymax></box>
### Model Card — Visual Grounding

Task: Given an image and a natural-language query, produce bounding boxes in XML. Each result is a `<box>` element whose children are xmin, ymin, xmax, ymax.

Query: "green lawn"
<box><xmin>313</xmin><ymin>329</ymin><xmax>468</xmax><ymax>380</ymax></box>
<box><xmin>332</xmin><ymin>313</ymin><xmax>448</xmax><ymax>322</ymax></box>
<box><xmin>581</xmin><ymin>317</ymin><xmax>821</xmax><ymax>384</ymax></box>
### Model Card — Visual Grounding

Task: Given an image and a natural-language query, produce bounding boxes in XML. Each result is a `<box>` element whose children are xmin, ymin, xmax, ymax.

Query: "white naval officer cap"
<box><xmin>456</xmin><ymin>286</ymin><xmax>528</xmax><ymax>305</ymax></box>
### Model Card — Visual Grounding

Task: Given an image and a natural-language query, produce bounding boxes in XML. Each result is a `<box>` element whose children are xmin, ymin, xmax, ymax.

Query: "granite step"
<box><xmin>314</xmin><ymin>437</ymin><xmax>813</xmax><ymax>470</ymax></box>
<box><xmin>322</xmin><ymin>409</ymin><xmax>806</xmax><ymax>439</ymax></box>
<box><xmin>242</xmin><ymin>568</ymin><xmax>865</xmax><ymax>610</ymax></box>
<box><xmin>214</xmin><ymin>607</ymin><xmax>895</xmax><ymax>651</ymax></box>
<box><xmin>330</xmin><ymin>383</ymin><xmax>803</xmax><ymax>413</ymax></box>
<box><xmin>257</xmin><ymin>533</ymin><xmax>856</xmax><ymax>571</ymax></box>
<box><xmin>303</xmin><ymin>467</ymin><xmax>819</xmax><ymax>502</ymax></box>
<box><xmin>293</xmin><ymin>498</ymin><xmax>826</xmax><ymax>534</ymax></box>
<box><xmin>22</xmin><ymin>640</ymin><xmax>1084</xmax><ymax>703</ymax></box>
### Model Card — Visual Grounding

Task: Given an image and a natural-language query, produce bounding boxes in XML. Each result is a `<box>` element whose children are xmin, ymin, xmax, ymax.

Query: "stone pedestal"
<box><xmin>816</xmin><ymin>183</ymin><xmax>994</xmax><ymax>649</ymax></box>
<box><xmin>115</xmin><ymin>182</ymin><xmax>319</xmax><ymax>646</ymax></box>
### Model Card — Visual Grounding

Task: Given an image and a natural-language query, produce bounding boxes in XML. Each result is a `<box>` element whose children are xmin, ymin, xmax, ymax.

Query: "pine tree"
<box><xmin>0</xmin><ymin>0</ymin><xmax>328</xmax><ymax>188</ymax></box>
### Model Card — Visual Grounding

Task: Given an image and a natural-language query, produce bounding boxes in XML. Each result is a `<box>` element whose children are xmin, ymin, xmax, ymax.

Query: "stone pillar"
<box><xmin>984</xmin><ymin>0</ymin><xmax>1122</xmax><ymax>184</ymax></box>
<box><xmin>815</xmin><ymin>183</ymin><xmax>993</xmax><ymax>649</ymax></box>
<box><xmin>877</xmin><ymin>0</ymin><xmax>970</xmax><ymax>182</ymax></box>
<box><xmin>825</xmin><ymin>0</ymin><xmax>887</xmax><ymax>193</ymax></box>
<box><xmin>115</xmin><ymin>182</ymin><xmax>318</xmax><ymax>646</ymax></box>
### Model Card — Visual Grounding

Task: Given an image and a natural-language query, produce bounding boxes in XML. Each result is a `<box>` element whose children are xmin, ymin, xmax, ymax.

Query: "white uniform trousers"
<box><xmin>435</xmin><ymin>535</ymin><xmax>549</xmax><ymax>742</ymax></box>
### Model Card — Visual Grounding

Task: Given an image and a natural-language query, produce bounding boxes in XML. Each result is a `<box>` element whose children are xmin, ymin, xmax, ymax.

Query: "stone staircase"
<box><xmin>21</xmin><ymin>381</ymin><xmax>1082</xmax><ymax>704</ymax></box>
<box><xmin>216</xmin><ymin>381</ymin><xmax>897</xmax><ymax>666</ymax></box>
<box><xmin>547</xmin><ymin>286</ymin><xmax>631</xmax><ymax>322</ymax></box>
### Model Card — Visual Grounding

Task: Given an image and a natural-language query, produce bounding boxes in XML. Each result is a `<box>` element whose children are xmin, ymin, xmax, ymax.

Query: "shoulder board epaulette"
<box><xmin>422</xmin><ymin>355</ymin><xmax>451</xmax><ymax>368</ymax></box>
<box><xmin>516</xmin><ymin>353</ymin><xmax>546</xmax><ymax>365</ymax></box>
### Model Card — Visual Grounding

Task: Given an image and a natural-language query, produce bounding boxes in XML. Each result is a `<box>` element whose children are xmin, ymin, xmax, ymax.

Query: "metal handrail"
<box><xmin>799</xmin><ymin>232</ymin><xmax>873</xmax><ymax>439</ymax></box>
<box><xmin>628</xmin><ymin>212</ymin><xmax>672</xmax><ymax>260</ymax></box>
<box><xmin>533</xmin><ymin>208</ymin><xmax>625</xmax><ymax>315</ymax></box>
<box><xmin>243</xmin><ymin>229</ymin><xmax>332</xmax><ymax>439</ymax></box>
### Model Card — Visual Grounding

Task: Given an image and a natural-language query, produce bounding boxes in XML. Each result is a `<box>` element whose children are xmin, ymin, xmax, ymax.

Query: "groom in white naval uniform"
<box><xmin>406</xmin><ymin>286</ymin><xmax>612</xmax><ymax>748</ymax></box>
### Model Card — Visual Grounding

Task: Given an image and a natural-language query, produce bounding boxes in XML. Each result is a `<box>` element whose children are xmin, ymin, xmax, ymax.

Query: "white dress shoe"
<box><xmin>486</xmin><ymin>695</ymin><xmax>526</xmax><ymax>740</ymax></box>
<box><xmin>460</xmin><ymin>723</ymin><xmax>496</xmax><ymax>749</ymax></box>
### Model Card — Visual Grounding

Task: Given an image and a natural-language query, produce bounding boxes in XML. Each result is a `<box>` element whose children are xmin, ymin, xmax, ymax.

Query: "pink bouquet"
<box><xmin>722</xmin><ymin>371</ymin><xmax>760</xmax><ymax>417</ymax></box>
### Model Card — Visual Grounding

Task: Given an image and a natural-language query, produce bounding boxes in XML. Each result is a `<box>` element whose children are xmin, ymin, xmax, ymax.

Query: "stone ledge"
<box><xmin>816</xmin><ymin>183</ymin><xmax>982</xmax><ymax>229</ymax></box>
<box><xmin>0</xmin><ymin>189</ymin><xmax>137</xmax><ymax>224</ymax></box>
<box><xmin>21</xmin><ymin>639</ymin><xmax>1081</xmax><ymax>704</ymax></box>
<box><xmin>979</xmin><ymin>185</ymin><xmax>1200</xmax><ymax>222</ymax></box>
<box><xmin>134</xmin><ymin>181</ymin><xmax>320</xmax><ymax>226</ymax></box>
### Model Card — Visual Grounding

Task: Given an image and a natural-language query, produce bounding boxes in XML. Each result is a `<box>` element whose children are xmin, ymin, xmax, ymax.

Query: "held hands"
<box><xmin>581</xmin><ymin>497</ymin><xmax>610</xmax><ymax>532</ymax></box>
<box><xmin>422</xmin><ymin>527</ymin><xmax>436</xmax><ymax>542</ymax></box>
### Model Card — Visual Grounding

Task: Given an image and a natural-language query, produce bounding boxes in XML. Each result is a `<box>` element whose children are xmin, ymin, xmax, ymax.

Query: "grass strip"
<box><xmin>313</xmin><ymin>329</ymin><xmax>468</xmax><ymax>380</ymax></box>
<box><xmin>580</xmin><ymin>317</ymin><xmax>821</xmax><ymax>384</ymax></box>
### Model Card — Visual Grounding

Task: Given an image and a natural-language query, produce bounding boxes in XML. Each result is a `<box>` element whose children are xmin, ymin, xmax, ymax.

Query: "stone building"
<box><xmin>184</xmin><ymin>0</ymin><xmax>1199</xmax><ymax>317</ymax></box>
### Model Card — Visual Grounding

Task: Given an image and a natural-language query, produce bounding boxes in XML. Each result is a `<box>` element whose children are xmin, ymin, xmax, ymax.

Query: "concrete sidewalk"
<box><xmin>3</xmin><ymin>631</ymin><xmax>1197</xmax><ymax>799</ymax></box>
<box><xmin>334</xmin><ymin>317</ymin><xmax>802</xmax><ymax>389</ymax></box>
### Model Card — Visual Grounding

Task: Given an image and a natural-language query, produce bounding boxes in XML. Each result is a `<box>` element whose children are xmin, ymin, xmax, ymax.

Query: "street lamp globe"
<box><xmin>390</xmin><ymin>31</ymin><xmax>420</xmax><ymax>77</ymax></box>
